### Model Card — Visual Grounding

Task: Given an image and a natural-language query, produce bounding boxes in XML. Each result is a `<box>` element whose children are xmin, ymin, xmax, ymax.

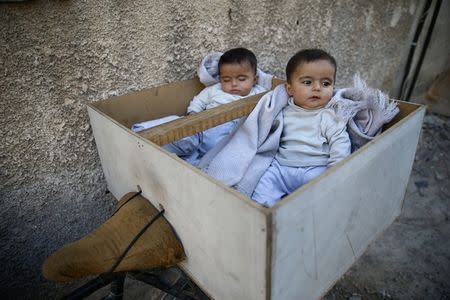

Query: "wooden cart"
<box><xmin>87</xmin><ymin>78</ymin><xmax>425</xmax><ymax>300</ymax></box>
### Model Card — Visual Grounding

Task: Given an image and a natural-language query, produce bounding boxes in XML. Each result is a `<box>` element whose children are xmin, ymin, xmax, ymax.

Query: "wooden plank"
<box><xmin>87</xmin><ymin>106</ymin><xmax>270</xmax><ymax>300</ymax></box>
<box><xmin>138</xmin><ymin>93</ymin><xmax>264</xmax><ymax>145</ymax></box>
<box><xmin>270</xmin><ymin>104</ymin><xmax>425</xmax><ymax>299</ymax></box>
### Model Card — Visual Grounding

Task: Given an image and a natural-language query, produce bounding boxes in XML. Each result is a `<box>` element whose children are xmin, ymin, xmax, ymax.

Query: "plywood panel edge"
<box><xmin>265</xmin><ymin>212</ymin><xmax>273</xmax><ymax>300</ymax></box>
<box><xmin>393</xmin><ymin>106</ymin><xmax>426</xmax><ymax>218</ymax></box>
<box><xmin>87</xmin><ymin>77</ymin><xmax>203</xmax><ymax>109</ymax></box>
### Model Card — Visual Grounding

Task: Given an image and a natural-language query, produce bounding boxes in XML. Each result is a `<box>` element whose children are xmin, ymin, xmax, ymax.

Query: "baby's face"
<box><xmin>286</xmin><ymin>60</ymin><xmax>335</xmax><ymax>110</ymax></box>
<box><xmin>219</xmin><ymin>62</ymin><xmax>257</xmax><ymax>96</ymax></box>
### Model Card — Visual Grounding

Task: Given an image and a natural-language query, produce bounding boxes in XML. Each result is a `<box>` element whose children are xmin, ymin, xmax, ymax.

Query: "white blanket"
<box><xmin>131</xmin><ymin>115</ymin><xmax>180</xmax><ymax>133</ymax></box>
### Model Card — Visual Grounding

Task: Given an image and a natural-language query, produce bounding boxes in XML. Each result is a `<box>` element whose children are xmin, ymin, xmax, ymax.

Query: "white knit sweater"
<box><xmin>187</xmin><ymin>83</ymin><xmax>266</xmax><ymax>113</ymax></box>
<box><xmin>276</xmin><ymin>99</ymin><xmax>350</xmax><ymax>167</ymax></box>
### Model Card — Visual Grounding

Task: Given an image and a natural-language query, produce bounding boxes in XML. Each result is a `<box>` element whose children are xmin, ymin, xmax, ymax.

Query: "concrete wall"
<box><xmin>409</xmin><ymin>0</ymin><xmax>450</xmax><ymax>115</ymax></box>
<box><xmin>0</xmin><ymin>0</ymin><xmax>421</xmax><ymax>298</ymax></box>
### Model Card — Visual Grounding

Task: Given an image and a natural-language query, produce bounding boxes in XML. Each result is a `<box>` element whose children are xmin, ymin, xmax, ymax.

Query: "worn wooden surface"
<box><xmin>92</xmin><ymin>78</ymin><xmax>204</xmax><ymax>129</ymax></box>
<box><xmin>139</xmin><ymin>93</ymin><xmax>263</xmax><ymax>145</ymax></box>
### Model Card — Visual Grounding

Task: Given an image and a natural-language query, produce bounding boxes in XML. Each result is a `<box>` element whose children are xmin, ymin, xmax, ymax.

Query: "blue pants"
<box><xmin>251</xmin><ymin>159</ymin><xmax>327</xmax><ymax>207</ymax></box>
<box><xmin>163</xmin><ymin>120</ymin><xmax>239</xmax><ymax>166</ymax></box>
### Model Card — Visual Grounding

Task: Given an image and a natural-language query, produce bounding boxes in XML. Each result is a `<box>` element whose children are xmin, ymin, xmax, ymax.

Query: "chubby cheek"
<box><xmin>220</xmin><ymin>82</ymin><xmax>232</xmax><ymax>93</ymax></box>
<box><xmin>293</xmin><ymin>88</ymin><xmax>308</xmax><ymax>100</ymax></box>
<box><xmin>324</xmin><ymin>89</ymin><xmax>333</xmax><ymax>100</ymax></box>
<box><xmin>287</xmin><ymin>84</ymin><xmax>307</xmax><ymax>98</ymax></box>
<box><xmin>240</xmin><ymin>83</ymin><xmax>254</xmax><ymax>94</ymax></box>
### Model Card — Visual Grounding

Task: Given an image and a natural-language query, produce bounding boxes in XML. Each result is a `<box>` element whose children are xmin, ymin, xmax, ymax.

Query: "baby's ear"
<box><xmin>285</xmin><ymin>82</ymin><xmax>293</xmax><ymax>96</ymax></box>
<box><xmin>254</xmin><ymin>74</ymin><xmax>258</xmax><ymax>85</ymax></box>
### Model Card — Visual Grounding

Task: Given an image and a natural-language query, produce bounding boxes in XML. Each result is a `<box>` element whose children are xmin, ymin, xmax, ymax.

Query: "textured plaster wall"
<box><xmin>0</xmin><ymin>0</ymin><xmax>420</xmax><ymax>298</ymax></box>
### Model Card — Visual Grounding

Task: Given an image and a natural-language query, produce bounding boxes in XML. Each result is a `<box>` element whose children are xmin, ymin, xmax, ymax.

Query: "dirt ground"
<box><xmin>58</xmin><ymin>112</ymin><xmax>450</xmax><ymax>299</ymax></box>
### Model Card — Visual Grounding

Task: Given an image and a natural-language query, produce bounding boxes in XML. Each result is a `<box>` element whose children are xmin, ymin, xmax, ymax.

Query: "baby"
<box><xmin>251</xmin><ymin>49</ymin><xmax>351</xmax><ymax>207</ymax></box>
<box><xmin>165</xmin><ymin>47</ymin><xmax>267</xmax><ymax>165</ymax></box>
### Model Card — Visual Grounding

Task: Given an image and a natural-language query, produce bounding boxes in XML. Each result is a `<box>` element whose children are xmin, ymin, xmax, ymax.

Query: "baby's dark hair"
<box><xmin>218</xmin><ymin>47</ymin><xmax>257</xmax><ymax>75</ymax></box>
<box><xmin>286</xmin><ymin>49</ymin><xmax>337</xmax><ymax>82</ymax></box>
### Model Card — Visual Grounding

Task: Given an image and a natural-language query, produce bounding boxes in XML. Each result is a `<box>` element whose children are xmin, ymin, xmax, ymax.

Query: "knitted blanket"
<box><xmin>197</xmin><ymin>51</ymin><xmax>274</xmax><ymax>90</ymax></box>
<box><xmin>198</xmin><ymin>84</ymin><xmax>287</xmax><ymax>196</ymax></box>
<box><xmin>327</xmin><ymin>74</ymin><xmax>399</xmax><ymax>151</ymax></box>
<box><xmin>199</xmin><ymin>75</ymin><xmax>399</xmax><ymax>197</ymax></box>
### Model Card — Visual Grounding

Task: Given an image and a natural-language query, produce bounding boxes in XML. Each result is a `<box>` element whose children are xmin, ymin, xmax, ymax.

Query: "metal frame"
<box><xmin>64</xmin><ymin>267</ymin><xmax>210</xmax><ymax>300</ymax></box>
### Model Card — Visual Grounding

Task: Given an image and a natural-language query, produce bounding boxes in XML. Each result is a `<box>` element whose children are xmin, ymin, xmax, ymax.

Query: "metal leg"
<box><xmin>64</xmin><ymin>273</ymin><xmax>118</xmax><ymax>300</ymax></box>
<box><xmin>102</xmin><ymin>273</ymin><xmax>126</xmax><ymax>300</ymax></box>
<box><xmin>63</xmin><ymin>268</ymin><xmax>208</xmax><ymax>300</ymax></box>
<box><xmin>130</xmin><ymin>268</ymin><xmax>209</xmax><ymax>300</ymax></box>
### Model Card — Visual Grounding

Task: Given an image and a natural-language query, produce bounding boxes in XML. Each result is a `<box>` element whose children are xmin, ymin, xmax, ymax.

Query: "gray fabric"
<box><xmin>198</xmin><ymin>84</ymin><xmax>288</xmax><ymax>197</ymax></box>
<box><xmin>197</xmin><ymin>52</ymin><xmax>222</xmax><ymax>87</ymax></box>
<box><xmin>327</xmin><ymin>74</ymin><xmax>399</xmax><ymax>151</ymax></box>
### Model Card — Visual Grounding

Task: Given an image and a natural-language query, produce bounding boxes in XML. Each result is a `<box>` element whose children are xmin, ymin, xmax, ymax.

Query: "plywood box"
<box><xmin>87</xmin><ymin>78</ymin><xmax>425</xmax><ymax>300</ymax></box>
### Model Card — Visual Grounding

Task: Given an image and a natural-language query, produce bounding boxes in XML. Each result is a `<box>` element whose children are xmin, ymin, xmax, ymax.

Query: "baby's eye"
<box><xmin>302</xmin><ymin>80</ymin><xmax>311</xmax><ymax>85</ymax></box>
<box><xmin>238</xmin><ymin>77</ymin><xmax>248</xmax><ymax>81</ymax></box>
<box><xmin>322</xmin><ymin>81</ymin><xmax>332</xmax><ymax>87</ymax></box>
<box><xmin>221</xmin><ymin>78</ymin><xmax>231</xmax><ymax>82</ymax></box>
